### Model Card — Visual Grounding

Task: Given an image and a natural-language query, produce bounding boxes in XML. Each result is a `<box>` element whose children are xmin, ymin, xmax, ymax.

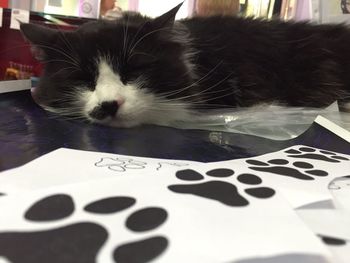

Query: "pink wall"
<box><xmin>294</xmin><ymin>0</ymin><xmax>311</xmax><ymax>21</ymax></box>
<box><xmin>128</xmin><ymin>0</ymin><xmax>138</xmax><ymax>11</ymax></box>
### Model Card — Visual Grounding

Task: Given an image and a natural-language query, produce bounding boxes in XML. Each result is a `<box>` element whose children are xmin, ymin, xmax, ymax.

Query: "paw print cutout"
<box><xmin>168</xmin><ymin>169</ymin><xmax>275</xmax><ymax>207</ymax></box>
<box><xmin>95</xmin><ymin>157</ymin><xmax>147</xmax><ymax>172</ymax></box>
<box><xmin>285</xmin><ymin>147</ymin><xmax>349</xmax><ymax>163</ymax></box>
<box><xmin>247</xmin><ymin>158</ymin><xmax>328</xmax><ymax>180</ymax></box>
<box><xmin>0</xmin><ymin>194</ymin><xmax>168</xmax><ymax>263</ymax></box>
<box><xmin>318</xmin><ymin>234</ymin><xmax>347</xmax><ymax>246</ymax></box>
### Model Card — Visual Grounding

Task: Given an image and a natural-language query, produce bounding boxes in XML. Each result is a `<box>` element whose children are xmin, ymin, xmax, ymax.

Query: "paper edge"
<box><xmin>315</xmin><ymin>115</ymin><xmax>350</xmax><ymax>143</ymax></box>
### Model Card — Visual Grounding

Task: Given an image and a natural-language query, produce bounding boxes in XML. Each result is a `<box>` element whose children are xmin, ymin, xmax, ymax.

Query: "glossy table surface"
<box><xmin>1</xmin><ymin>90</ymin><xmax>349</xmax><ymax>172</ymax></box>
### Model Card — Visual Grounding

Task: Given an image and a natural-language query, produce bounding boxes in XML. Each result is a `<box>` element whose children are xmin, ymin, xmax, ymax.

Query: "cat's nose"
<box><xmin>89</xmin><ymin>100</ymin><xmax>120</xmax><ymax>120</ymax></box>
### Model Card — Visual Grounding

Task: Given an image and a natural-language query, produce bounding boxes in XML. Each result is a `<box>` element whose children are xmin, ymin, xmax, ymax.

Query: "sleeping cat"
<box><xmin>21</xmin><ymin>3</ymin><xmax>350</xmax><ymax>127</ymax></box>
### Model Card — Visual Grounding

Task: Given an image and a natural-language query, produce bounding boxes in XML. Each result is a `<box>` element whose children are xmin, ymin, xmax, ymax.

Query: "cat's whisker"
<box><xmin>186</xmin><ymin>86</ymin><xmax>238</xmax><ymax>103</ymax></box>
<box><xmin>153</xmin><ymin>99</ymin><xmax>235</xmax><ymax>108</ymax></box>
<box><xmin>126</xmin><ymin>21</ymin><xmax>148</xmax><ymax>59</ymax></box>
<box><xmin>42</xmin><ymin>100</ymin><xmax>82</xmax><ymax>109</ymax></box>
<box><xmin>122</xmin><ymin>14</ymin><xmax>131</xmax><ymax>61</ymax></box>
<box><xmin>127</xmin><ymin>52</ymin><xmax>157</xmax><ymax>62</ymax></box>
<box><xmin>46</xmin><ymin>111</ymin><xmax>84</xmax><ymax>117</ymax></box>
<box><xmin>43</xmin><ymin>106</ymin><xmax>85</xmax><ymax>117</ymax></box>
<box><xmin>44</xmin><ymin>111</ymin><xmax>84</xmax><ymax>119</ymax></box>
<box><xmin>46</xmin><ymin>67</ymin><xmax>79</xmax><ymax>79</ymax></box>
<box><xmin>128</xmin><ymin>27</ymin><xmax>169</xmax><ymax>57</ymax></box>
<box><xmin>34</xmin><ymin>44</ymin><xmax>80</xmax><ymax>67</ymax></box>
<box><xmin>189</xmin><ymin>90</ymin><xmax>241</xmax><ymax>104</ymax></box>
<box><xmin>54</xmin><ymin>25</ymin><xmax>76</xmax><ymax>56</ymax></box>
<box><xmin>158</xmin><ymin>61</ymin><xmax>224</xmax><ymax>97</ymax></box>
<box><xmin>46</xmin><ymin>113</ymin><xmax>86</xmax><ymax>121</ymax></box>
<box><xmin>42</xmin><ymin>59</ymin><xmax>80</xmax><ymax>70</ymax></box>
<box><xmin>157</xmin><ymin>72</ymin><xmax>234</xmax><ymax>102</ymax></box>
<box><xmin>151</xmin><ymin>84</ymin><xmax>237</xmax><ymax>112</ymax></box>
<box><xmin>189</xmin><ymin>103</ymin><xmax>234</xmax><ymax>108</ymax></box>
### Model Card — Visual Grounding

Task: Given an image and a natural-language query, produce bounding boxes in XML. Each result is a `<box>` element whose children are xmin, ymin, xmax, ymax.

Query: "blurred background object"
<box><xmin>341</xmin><ymin>0</ymin><xmax>350</xmax><ymax>13</ymax></box>
<box><xmin>4</xmin><ymin>62</ymin><xmax>33</xmax><ymax>80</ymax></box>
<box><xmin>100</xmin><ymin>0</ymin><xmax>122</xmax><ymax>20</ymax></box>
<box><xmin>196</xmin><ymin>0</ymin><xmax>240</xmax><ymax>16</ymax></box>
<box><xmin>2</xmin><ymin>0</ymin><xmax>350</xmax><ymax>84</ymax></box>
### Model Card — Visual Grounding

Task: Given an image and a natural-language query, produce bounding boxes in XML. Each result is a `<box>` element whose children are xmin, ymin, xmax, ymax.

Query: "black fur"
<box><xmin>184</xmin><ymin>16</ymin><xmax>350</xmax><ymax>107</ymax></box>
<box><xmin>20</xmin><ymin>3</ymin><xmax>350</xmax><ymax>126</ymax></box>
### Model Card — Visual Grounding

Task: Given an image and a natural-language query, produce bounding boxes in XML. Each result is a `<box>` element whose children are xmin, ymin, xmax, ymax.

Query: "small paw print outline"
<box><xmin>168</xmin><ymin>168</ymin><xmax>275</xmax><ymax>207</ymax></box>
<box><xmin>0</xmin><ymin>194</ymin><xmax>168</xmax><ymax>263</ymax></box>
<box><xmin>95</xmin><ymin>157</ymin><xmax>147</xmax><ymax>172</ymax></box>
<box><xmin>156</xmin><ymin>162</ymin><xmax>190</xmax><ymax>171</ymax></box>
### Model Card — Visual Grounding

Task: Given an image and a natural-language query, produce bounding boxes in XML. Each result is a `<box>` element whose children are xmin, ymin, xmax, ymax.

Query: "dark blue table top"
<box><xmin>1</xmin><ymin>90</ymin><xmax>349</xmax><ymax>171</ymax></box>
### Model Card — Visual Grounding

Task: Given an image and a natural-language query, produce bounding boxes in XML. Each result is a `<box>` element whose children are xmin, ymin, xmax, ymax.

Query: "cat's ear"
<box><xmin>20</xmin><ymin>23</ymin><xmax>58</xmax><ymax>61</ymax></box>
<box><xmin>152</xmin><ymin>2</ymin><xmax>183</xmax><ymax>29</ymax></box>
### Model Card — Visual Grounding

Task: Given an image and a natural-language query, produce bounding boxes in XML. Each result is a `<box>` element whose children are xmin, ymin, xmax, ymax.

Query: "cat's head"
<box><xmin>21</xmin><ymin>3</ymin><xmax>197</xmax><ymax>127</ymax></box>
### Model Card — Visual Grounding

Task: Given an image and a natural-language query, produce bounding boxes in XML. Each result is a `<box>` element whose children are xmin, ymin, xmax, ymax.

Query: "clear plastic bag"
<box><xmin>174</xmin><ymin>102</ymin><xmax>350</xmax><ymax>140</ymax></box>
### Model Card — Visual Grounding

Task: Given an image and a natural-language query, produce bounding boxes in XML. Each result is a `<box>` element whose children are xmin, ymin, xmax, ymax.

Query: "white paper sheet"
<box><xmin>2</xmin><ymin>144</ymin><xmax>349</xmax><ymax>210</ymax></box>
<box><xmin>323</xmin><ymin>240</ymin><xmax>350</xmax><ymax>263</ymax></box>
<box><xmin>297</xmin><ymin>209</ymin><xmax>350</xmax><ymax>263</ymax></box>
<box><xmin>0</xmin><ymin>116</ymin><xmax>349</xmax><ymax>262</ymax></box>
<box><xmin>0</xmin><ymin>148</ymin><xmax>200</xmax><ymax>194</ymax></box>
<box><xmin>202</xmin><ymin>145</ymin><xmax>350</xmax><ymax>208</ymax></box>
<box><xmin>0</xmin><ymin>175</ymin><xmax>332</xmax><ymax>263</ymax></box>
<box><xmin>328</xmin><ymin>176</ymin><xmax>350</xmax><ymax>211</ymax></box>
<box><xmin>297</xmin><ymin>209</ymin><xmax>350</xmax><ymax>240</ymax></box>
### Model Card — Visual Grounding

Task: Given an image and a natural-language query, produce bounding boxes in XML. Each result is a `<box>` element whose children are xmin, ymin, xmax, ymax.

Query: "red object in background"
<box><xmin>0</xmin><ymin>0</ymin><xmax>8</xmax><ymax>8</ymax></box>
<box><xmin>0</xmin><ymin>9</ymin><xmax>92</xmax><ymax>80</ymax></box>
<box><xmin>0</xmin><ymin>10</ymin><xmax>43</xmax><ymax>80</ymax></box>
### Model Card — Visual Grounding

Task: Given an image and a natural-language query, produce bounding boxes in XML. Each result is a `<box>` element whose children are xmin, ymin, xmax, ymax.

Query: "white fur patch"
<box><xmin>80</xmin><ymin>59</ymin><xmax>194</xmax><ymax>127</ymax></box>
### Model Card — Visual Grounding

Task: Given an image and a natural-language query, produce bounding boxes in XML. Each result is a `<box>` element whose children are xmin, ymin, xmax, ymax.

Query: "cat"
<box><xmin>21</xmin><ymin>2</ymin><xmax>350</xmax><ymax>128</ymax></box>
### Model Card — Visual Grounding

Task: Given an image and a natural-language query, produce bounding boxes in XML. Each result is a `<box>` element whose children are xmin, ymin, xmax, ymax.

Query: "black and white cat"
<box><xmin>21</xmin><ymin>3</ymin><xmax>350</xmax><ymax>127</ymax></box>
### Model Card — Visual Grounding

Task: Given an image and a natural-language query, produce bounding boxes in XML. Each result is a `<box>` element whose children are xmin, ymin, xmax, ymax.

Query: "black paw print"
<box><xmin>0</xmin><ymin>194</ymin><xmax>168</xmax><ymax>263</ymax></box>
<box><xmin>285</xmin><ymin>147</ymin><xmax>350</xmax><ymax>163</ymax></box>
<box><xmin>95</xmin><ymin>157</ymin><xmax>147</xmax><ymax>172</ymax></box>
<box><xmin>247</xmin><ymin>158</ymin><xmax>328</xmax><ymax>180</ymax></box>
<box><xmin>168</xmin><ymin>169</ymin><xmax>275</xmax><ymax>207</ymax></box>
<box><xmin>318</xmin><ymin>234</ymin><xmax>347</xmax><ymax>246</ymax></box>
